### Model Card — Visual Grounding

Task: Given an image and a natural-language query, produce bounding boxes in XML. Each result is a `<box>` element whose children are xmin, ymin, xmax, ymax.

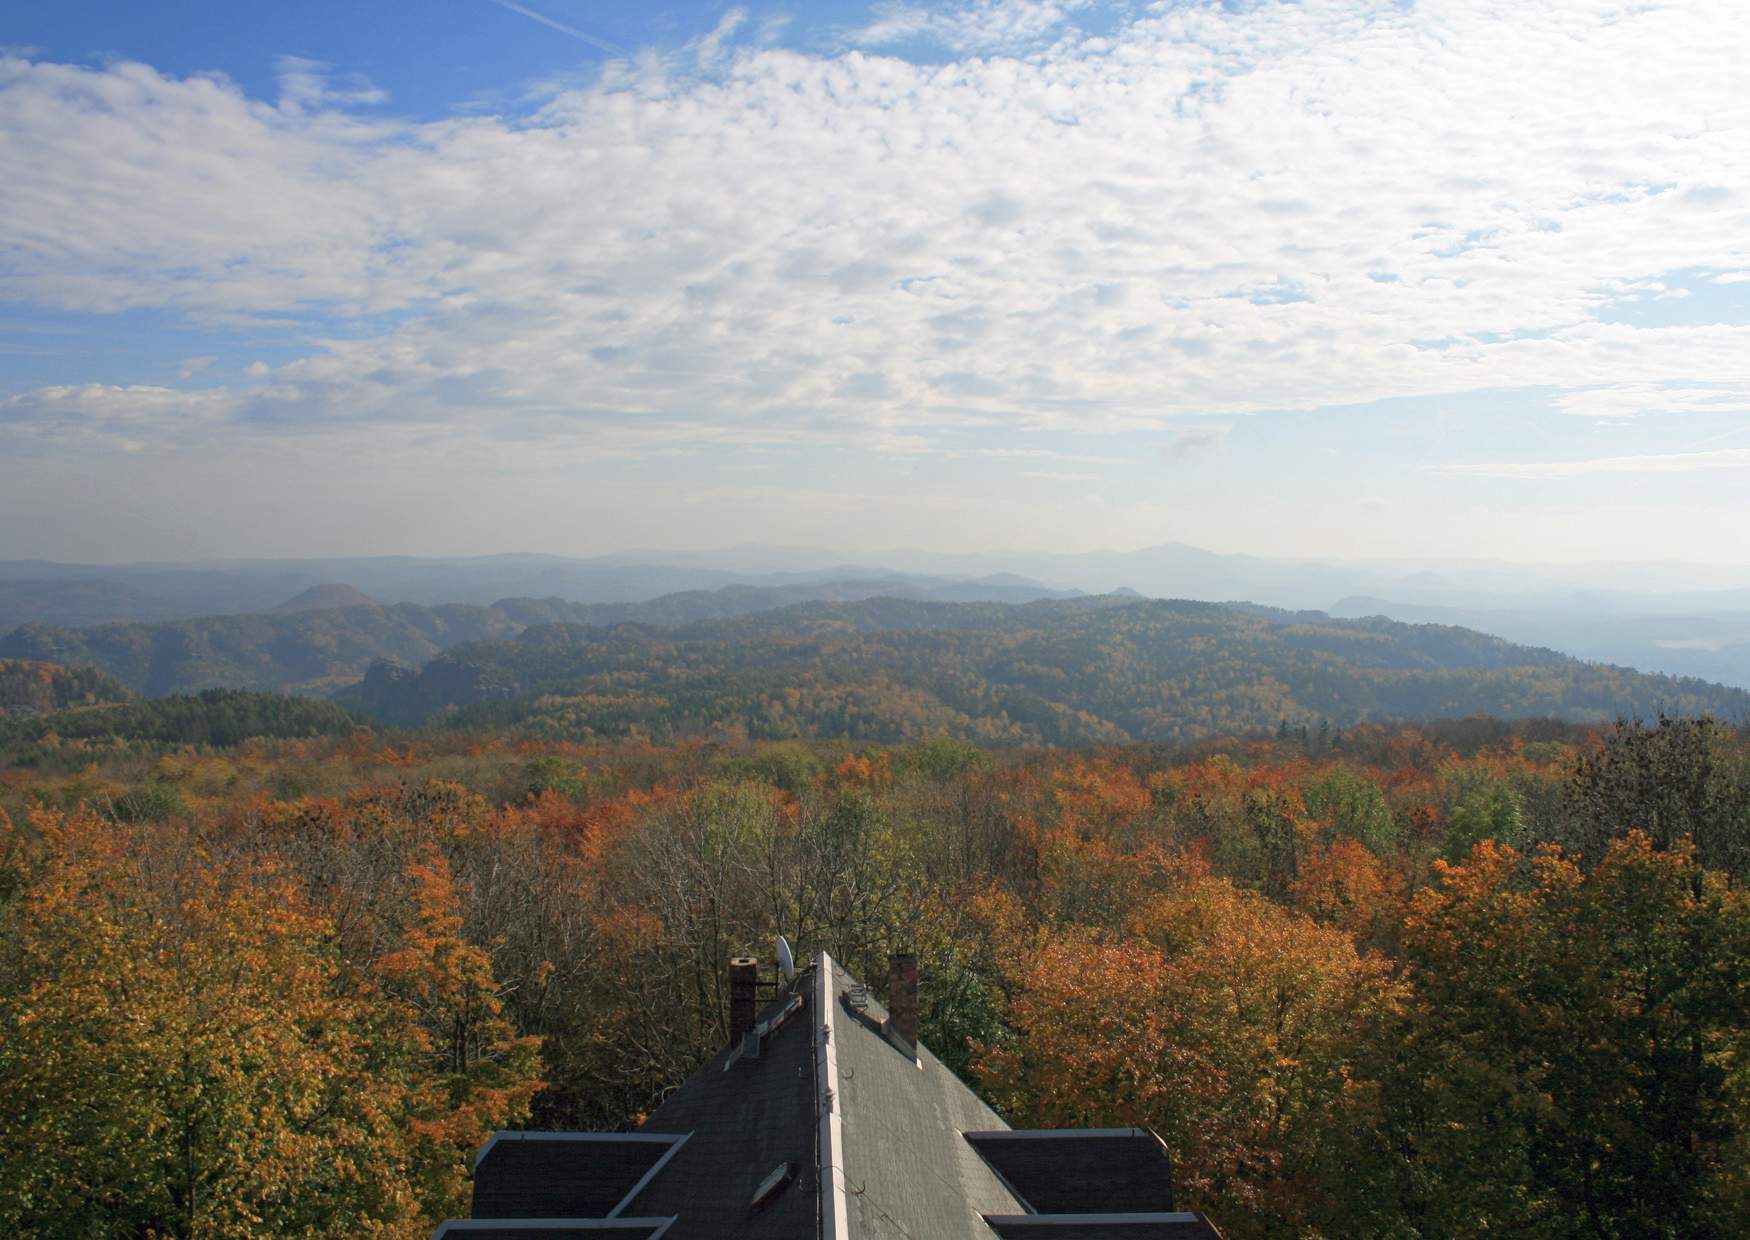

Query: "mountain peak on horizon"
<box><xmin>273</xmin><ymin>583</ymin><xmax>377</xmax><ymax>613</ymax></box>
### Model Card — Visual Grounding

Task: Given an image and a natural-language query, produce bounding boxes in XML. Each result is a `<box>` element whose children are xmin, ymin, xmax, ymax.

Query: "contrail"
<box><xmin>489</xmin><ymin>0</ymin><xmax>627</xmax><ymax>56</ymax></box>
<box><xmin>1683</xmin><ymin>418</ymin><xmax>1750</xmax><ymax>451</ymax></box>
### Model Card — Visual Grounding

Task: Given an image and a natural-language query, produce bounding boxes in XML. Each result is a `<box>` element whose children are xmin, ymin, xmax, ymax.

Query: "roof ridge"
<box><xmin>815</xmin><ymin>952</ymin><xmax>850</xmax><ymax>1240</ymax></box>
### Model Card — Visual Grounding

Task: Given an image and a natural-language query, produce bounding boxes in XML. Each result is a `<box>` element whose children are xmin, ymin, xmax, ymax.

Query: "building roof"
<box><xmin>434</xmin><ymin>952</ymin><xmax>1222</xmax><ymax>1239</ymax></box>
<box><xmin>963</xmin><ymin>1130</ymin><xmax>1178</xmax><ymax>1215</ymax></box>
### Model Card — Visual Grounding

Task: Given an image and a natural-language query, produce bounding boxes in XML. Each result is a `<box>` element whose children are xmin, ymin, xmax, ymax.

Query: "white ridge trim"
<box><xmin>816</xmin><ymin>953</ymin><xmax>850</xmax><ymax>1240</ymax></box>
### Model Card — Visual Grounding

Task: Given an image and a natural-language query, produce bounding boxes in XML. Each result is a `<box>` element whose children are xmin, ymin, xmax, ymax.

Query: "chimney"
<box><xmin>728</xmin><ymin>956</ymin><xmax>758</xmax><ymax>1046</ymax></box>
<box><xmin>887</xmin><ymin>952</ymin><xmax>918</xmax><ymax>1055</ymax></box>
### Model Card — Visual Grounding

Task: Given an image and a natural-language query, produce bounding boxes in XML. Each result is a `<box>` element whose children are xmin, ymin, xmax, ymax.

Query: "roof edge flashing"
<box><xmin>431</xmin><ymin>1218</ymin><xmax>678</xmax><ymax>1238</ymax></box>
<box><xmin>473</xmin><ymin>1129</ymin><xmax>688</xmax><ymax>1171</ymax></box>
<box><xmin>983</xmin><ymin>1213</ymin><xmax>1207</xmax><ymax>1224</ymax></box>
<box><xmin>965</xmin><ymin>1128</ymin><xmax>1159</xmax><ymax>1142</ymax></box>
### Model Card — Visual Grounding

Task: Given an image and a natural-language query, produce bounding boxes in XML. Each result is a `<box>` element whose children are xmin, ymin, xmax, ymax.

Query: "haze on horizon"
<box><xmin>3</xmin><ymin>0</ymin><xmax>1748</xmax><ymax>568</ymax></box>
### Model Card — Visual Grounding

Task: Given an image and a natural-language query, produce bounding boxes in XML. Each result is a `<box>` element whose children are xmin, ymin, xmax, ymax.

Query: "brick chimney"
<box><xmin>728</xmin><ymin>956</ymin><xmax>758</xmax><ymax>1046</ymax></box>
<box><xmin>887</xmin><ymin>952</ymin><xmax>918</xmax><ymax>1055</ymax></box>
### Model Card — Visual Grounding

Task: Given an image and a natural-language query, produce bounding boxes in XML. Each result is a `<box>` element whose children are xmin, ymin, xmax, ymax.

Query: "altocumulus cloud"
<box><xmin>1</xmin><ymin>0</ymin><xmax>1749</xmax><ymax>467</ymax></box>
<box><xmin>844</xmin><ymin>0</ymin><xmax>1094</xmax><ymax>54</ymax></box>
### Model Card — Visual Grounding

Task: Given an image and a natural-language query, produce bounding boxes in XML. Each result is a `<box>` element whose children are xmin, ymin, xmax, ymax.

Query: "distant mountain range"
<box><xmin>0</xmin><ymin>578</ymin><xmax>1077</xmax><ymax>697</ymax></box>
<box><xmin>593</xmin><ymin>542</ymin><xmax>1750</xmax><ymax>612</ymax></box>
<box><xmin>0</xmin><ymin>577</ymin><xmax>188</xmax><ymax>630</ymax></box>
<box><xmin>6</xmin><ymin>581</ymin><xmax>1744</xmax><ymax>745</ymax></box>
<box><xmin>337</xmin><ymin>596</ymin><xmax>1750</xmax><ymax>744</ymax></box>
<box><xmin>5</xmin><ymin>544</ymin><xmax>1750</xmax><ymax>688</ymax></box>
<box><xmin>0</xmin><ymin>556</ymin><xmax>1076</xmax><ymax>629</ymax></box>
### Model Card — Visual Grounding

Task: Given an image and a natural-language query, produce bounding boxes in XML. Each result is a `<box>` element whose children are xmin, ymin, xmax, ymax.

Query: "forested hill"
<box><xmin>342</xmin><ymin>597</ymin><xmax>1750</xmax><ymax>743</ymax></box>
<box><xmin>0</xmin><ymin>688</ymin><xmax>358</xmax><ymax>752</ymax></box>
<box><xmin>0</xmin><ymin>579</ymin><xmax>1072</xmax><ymax>697</ymax></box>
<box><xmin>0</xmin><ymin>602</ymin><xmax>524</xmax><ymax>697</ymax></box>
<box><xmin>0</xmin><ymin>658</ymin><xmax>134</xmax><ymax>716</ymax></box>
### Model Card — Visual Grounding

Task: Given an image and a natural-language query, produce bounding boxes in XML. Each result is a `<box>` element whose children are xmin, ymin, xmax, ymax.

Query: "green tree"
<box><xmin>1440</xmin><ymin>779</ymin><xmax>1525</xmax><ymax>862</ymax></box>
<box><xmin>1304</xmin><ymin>763</ymin><xmax>1397</xmax><ymax>854</ymax></box>
<box><xmin>1563</xmin><ymin>716</ymin><xmax>1749</xmax><ymax>880</ymax></box>
<box><xmin>1391</xmin><ymin>834</ymin><xmax>1750</xmax><ymax>1237</ymax></box>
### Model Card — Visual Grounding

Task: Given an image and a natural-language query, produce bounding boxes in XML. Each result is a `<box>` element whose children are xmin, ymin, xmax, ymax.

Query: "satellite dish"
<box><xmin>776</xmin><ymin>934</ymin><xmax>796</xmax><ymax>983</ymax></box>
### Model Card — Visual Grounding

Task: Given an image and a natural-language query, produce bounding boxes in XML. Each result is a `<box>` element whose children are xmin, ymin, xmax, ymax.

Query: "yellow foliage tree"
<box><xmin>377</xmin><ymin>848</ymin><xmax>545</xmax><ymax>1221</ymax></box>
<box><xmin>0</xmin><ymin>810</ymin><xmax>424</xmax><ymax>1238</ymax></box>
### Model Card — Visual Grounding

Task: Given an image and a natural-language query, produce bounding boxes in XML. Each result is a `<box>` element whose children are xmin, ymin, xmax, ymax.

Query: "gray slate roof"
<box><xmin>618</xmin><ymin>977</ymin><xmax>818</xmax><ymax>1238</ymax></box>
<box><xmin>434</xmin><ymin>952</ymin><xmax>1222</xmax><ymax>1239</ymax></box>
<box><xmin>826</xmin><ymin>953</ymin><xmax>1024</xmax><ymax>1237</ymax></box>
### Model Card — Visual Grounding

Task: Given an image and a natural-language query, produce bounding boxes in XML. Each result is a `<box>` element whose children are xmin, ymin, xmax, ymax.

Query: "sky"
<box><xmin>2</xmin><ymin>0</ymin><xmax>1748</xmax><ymax>567</ymax></box>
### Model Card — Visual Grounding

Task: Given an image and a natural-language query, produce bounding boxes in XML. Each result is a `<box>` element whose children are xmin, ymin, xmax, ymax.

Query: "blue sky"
<box><xmin>2</xmin><ymin>0</ymin><xmax>1749</xmax><ymax>566</ymax></box>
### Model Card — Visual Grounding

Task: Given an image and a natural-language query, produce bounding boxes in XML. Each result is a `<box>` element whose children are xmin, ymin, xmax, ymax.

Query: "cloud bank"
<box><xmin>0</xmin><ymin>0</ymin><xmax>1747</xmax><ymax>481</ymax></box>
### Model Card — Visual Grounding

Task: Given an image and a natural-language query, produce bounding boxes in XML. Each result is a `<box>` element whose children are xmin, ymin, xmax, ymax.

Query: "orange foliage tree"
<box><xmin>978</xmin><ymin>873</ymin><xmax>1403</xmax><ymax>1237</ymax></box>
<box><xmin>1290</xmin><ymin>835</ymin><xmax>1404</xmax><ymax>945</ymax></box>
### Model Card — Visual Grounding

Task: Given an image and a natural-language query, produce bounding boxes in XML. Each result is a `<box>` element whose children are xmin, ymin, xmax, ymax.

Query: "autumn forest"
<box><xmin>11</xmin><ymin>0</ymin><xmax>1750</xmax><ymax>1232</ymax></box>
<box><xmin>2</xmin><ymin>686</ymin><xmax>1747</xmax><ymax>1237</ymax></box>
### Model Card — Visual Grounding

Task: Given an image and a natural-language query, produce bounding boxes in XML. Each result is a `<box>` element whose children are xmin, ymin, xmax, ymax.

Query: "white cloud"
<box><xmin>1163</xmin><ymin>425</ymin><xmax>1232</xmax><ymax>460</ymax></box>
<box><xmin>1435</xmin><ymin>447</ymin><xmax>1750</xmax><ymax>480</ymax></box>
<box><xmin>957</xmin><ymin>447</ymin><xmax>1127</xmax><ymax>464</ymax></box>
<box><xmin>1021</xmin><ymin>468</ymin><xmax>1099</xmax><ymax>481</ymax></box>
<box><xmin>275</xmin><ymin>56</ymin><xmax>387</xmax><ymax>113</ymax></box>
<box><xmin>1</xmin><ymin>384</ymin><xmax>238</xmax><ymax>451</ymax></box>
<box><xmin>0</xmin><ymin>56</ymin><xmax>396</xmax><ymax>319</ymax></box>
<box><xmin>1554</xmin><ymin>385</ymin><xmax>1750</xmax><ymax>419</ymax></box>
<box><xmin>1</xmin><ymin>0</ymin><xmax>1749</xmax><ymax>465</ymax></box>
<box><xmin>692</xmin><ymin>8</ymin><xmax>749</xmax><ymax>67</ymax></box>
<box><xmin>844</xmin><ymin>0</ymin><xmax>1090</xmax><ymax>54</ymax></box>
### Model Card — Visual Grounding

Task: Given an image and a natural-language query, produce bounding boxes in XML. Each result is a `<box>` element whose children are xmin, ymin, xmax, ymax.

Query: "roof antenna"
<box><xmin>776</xmin><ymin>934</ymin><xmax>796</xmax><ymax>983</ymax></box>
